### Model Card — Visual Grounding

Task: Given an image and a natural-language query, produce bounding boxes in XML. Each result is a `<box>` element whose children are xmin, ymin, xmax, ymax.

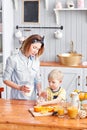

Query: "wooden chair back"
<box><xmin>0</xmin><ymin>87</ymin><xmax>4</xmax><ymax>98</ymax></box>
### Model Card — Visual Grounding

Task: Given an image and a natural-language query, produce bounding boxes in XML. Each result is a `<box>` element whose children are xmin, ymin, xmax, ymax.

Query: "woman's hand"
<box><xmin>19</xmin><ymin>85</ymin><xmax>30</xmax><ymax>93</ymax></box>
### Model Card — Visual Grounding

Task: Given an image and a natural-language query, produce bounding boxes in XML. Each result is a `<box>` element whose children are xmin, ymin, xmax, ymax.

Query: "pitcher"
<box><xmin>70</xmin><ymin>92</ymin><xmax>80</xmax><ymax>110</ymax></box>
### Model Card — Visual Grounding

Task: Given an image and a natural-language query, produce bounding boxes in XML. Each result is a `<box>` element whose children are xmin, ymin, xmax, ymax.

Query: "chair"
<box><xmin>0</xmin><ymin>87</ymin><xmax>4</xmax><ymax>98</ymax></box>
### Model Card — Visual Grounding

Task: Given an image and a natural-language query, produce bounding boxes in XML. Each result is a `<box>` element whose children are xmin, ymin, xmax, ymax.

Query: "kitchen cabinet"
<box><xmin>82</xmin><ymin>68</ymin><xmax>87</xmax><ymax>91</ymax></box>
<box><xmin>40</xmin><ymin>66</ymin><xmax>83</xmax><ymax>102</ymax></box>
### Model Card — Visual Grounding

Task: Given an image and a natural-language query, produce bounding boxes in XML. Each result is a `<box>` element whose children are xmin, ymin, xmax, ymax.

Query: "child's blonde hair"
<box><xmin>48</xmin><ymin>69</ymin><xmax>63</xmax><ymax>81</ymax></box>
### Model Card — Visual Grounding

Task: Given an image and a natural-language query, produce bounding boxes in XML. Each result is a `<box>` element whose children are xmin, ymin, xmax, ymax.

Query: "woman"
<box><xmin>3</xmin><ymin>34</ymin><xmax>44</xmax><ymax>100</ymax></box>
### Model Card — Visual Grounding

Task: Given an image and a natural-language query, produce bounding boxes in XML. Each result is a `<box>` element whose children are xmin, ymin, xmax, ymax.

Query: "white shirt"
<box><xmin>3</xmin><ymin>50</ymin><xmax>41</xmax><ymax>100</ymax></box>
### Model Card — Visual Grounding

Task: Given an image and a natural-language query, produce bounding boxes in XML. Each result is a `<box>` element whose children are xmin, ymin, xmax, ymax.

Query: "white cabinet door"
<box><xmin>82</xmin><ymin>68</ymin><xmax>87</xmax><ymax>91</ymax></box>
<box><xmin>40</xmin><ymin>66</ymin><xmax>83</xmax><ymax>102</ymax></box>
<box><xmin>80</xmin><ymin>68</ymin><xmax>87</xmax><ymax>103</ymax></box>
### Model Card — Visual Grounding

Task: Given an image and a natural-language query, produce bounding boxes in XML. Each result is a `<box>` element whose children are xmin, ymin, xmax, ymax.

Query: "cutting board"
<box><xmin>28</xmin><ymin>108</ymin><xmax>52</xmax><ymax>117</ymax></box>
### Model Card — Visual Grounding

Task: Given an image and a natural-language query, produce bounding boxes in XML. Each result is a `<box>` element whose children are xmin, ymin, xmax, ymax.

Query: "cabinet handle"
<box><xmin>86</xmin><ymin>76</ymin><xmax>87</xmax><ymax>86</ymax></box>
<box><xmin>78</xmin><ymin>76</ymin><xmax>80</xmax><ymax>86</ymax></box>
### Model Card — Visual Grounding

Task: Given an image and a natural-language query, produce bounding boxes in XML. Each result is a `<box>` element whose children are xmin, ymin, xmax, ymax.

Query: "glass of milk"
<box><xmin>20</xmin><ymin>81</ymin><xmax>33</xmax><ymax>97</ymax></box>
<box><xmin>24</xmin><ymin>83</ymin><xmax>33</xmax><ymax>97</ymax></box>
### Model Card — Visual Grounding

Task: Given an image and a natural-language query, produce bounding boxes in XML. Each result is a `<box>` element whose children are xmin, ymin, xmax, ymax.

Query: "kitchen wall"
<box><xmin>14</xmin><ymin>0</ymin><xmax>87</xmax><ymax>62</ymax></box>
<box><xmin>3</xmin><ymin>0</ymin><xmax>14</xmax><ymax>69</ymax></box>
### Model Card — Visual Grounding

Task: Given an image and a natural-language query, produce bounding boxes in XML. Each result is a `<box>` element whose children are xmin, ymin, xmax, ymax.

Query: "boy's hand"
<box><xmin>36</xmin><ymin>97</ymin><xmax>45</xmax><ymax>105</ymax></box>
<box><xmin>36</xmin><ymin>91</ymin><xmax>47</xmax><ymax>105</ymax></box>
<box><xmin>40</xmin><ymin>91</ymin><xmax>47</xmax><ymax>99</ymax></box>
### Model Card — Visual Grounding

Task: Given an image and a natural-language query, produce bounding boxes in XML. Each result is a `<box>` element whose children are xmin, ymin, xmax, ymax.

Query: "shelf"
<box><xmin>54</xmin><ymin>8</ymin><xmax>87</xmax><ymax>11</ymax></box>
<box><xmin>40</xmin><ymin>61</ymin><xmax>87</xmax><ymax>68</ymax></box>
<box><xmin>53</xmin><ymin>8</ymin><xmax>87</xmax><ymax>25</ymax></box>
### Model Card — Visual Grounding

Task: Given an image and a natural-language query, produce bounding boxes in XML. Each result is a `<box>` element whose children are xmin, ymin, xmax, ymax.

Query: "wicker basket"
<box><xmin>57</xmin><ymin>53</ymin><xmax>82</xmax><ymax>66</ymax></box>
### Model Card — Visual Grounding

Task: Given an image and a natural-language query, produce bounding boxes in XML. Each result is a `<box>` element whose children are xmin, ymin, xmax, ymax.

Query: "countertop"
<box><xmin>40</xmin><ymin>61</ymin><xmax>87</xmax><ymax>68</ymax></box>
<box><xmin>0</xmin><ymin>99</ymin><xmax>87</xmax><ymax>130</ymax></box>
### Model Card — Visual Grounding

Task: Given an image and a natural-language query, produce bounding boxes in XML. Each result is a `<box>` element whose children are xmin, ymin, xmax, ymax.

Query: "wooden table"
<box><xmin>0</xmin><ymin>99</ymin><xmax>87</xmax><ymax>130</ymax></box>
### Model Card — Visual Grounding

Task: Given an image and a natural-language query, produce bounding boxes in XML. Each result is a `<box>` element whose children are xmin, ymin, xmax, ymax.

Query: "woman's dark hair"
<box><xmin>20</xmin><ymin>34</ymin><xmax>44</xmax><ymax>56</ymax></box>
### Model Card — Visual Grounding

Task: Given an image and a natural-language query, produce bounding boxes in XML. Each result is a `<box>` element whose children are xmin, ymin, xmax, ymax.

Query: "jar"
<box><xmin>55</xmin><ymin>1</ymin><xmax>62</xmax><ymax>9</ymax></box>
<box><xmin>77</xmin><ymin>0</ymin><xmax>84</xmax><ymax>8</ymax></box>
<box><xmin>67</xmin><ymin>0</ymin><xmax>74</xmax><ymax>9</ymax></box>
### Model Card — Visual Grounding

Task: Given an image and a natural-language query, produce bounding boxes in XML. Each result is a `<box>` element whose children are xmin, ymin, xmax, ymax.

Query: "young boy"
<box><xmin>37</xmin><ymin>69</ymin><xmax>66</xmax><ymax>105</ymax></box>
